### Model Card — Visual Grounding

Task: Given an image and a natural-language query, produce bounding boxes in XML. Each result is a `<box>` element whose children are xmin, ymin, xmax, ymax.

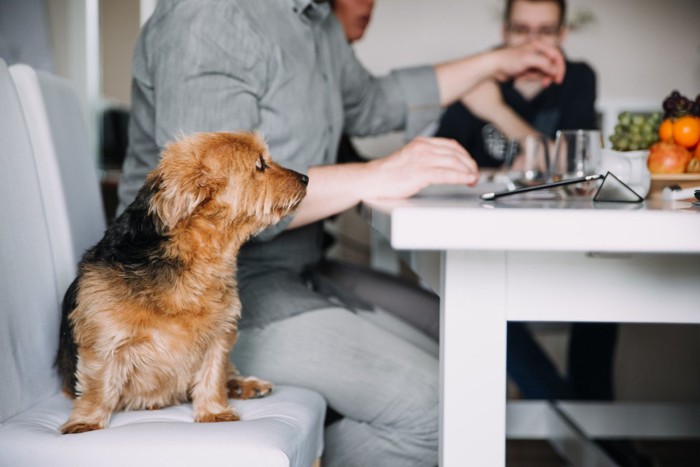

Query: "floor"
<box><xmin>507</xmin><ymin>439</ymin><xmax>700</xmax><ymax>467</ymax></box>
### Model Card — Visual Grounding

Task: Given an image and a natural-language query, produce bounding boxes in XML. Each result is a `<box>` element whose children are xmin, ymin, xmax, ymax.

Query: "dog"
<box><xmin>55</xmin><ymin>131</ymin><xmax>308</xmax><ymax>434</ymax></box>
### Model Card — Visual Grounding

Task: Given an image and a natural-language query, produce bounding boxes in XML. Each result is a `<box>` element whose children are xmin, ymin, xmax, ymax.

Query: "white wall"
<box><xmin>46</xmin><ymin>0</ymin><xmax>100</xmax><ymax>160</ymax></box>
<box><xmin>100</xmin><ymin>0</ymin><xmax>140</xmax><ymax>106</ymax></box>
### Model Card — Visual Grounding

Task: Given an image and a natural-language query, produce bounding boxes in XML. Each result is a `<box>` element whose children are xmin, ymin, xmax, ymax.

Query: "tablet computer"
<box><xmin>480</xmin><ymin>174</ymin><xmax>604</xmax><ymax>201</ymax></box>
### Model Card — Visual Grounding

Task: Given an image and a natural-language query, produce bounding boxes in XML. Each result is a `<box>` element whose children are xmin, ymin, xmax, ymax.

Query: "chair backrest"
<box><xmin>8</xmin><ymin>64</ymin><xmax>75</xmax><ymax>298</ymax></box>
<box><xmin>0</xmin><ymin>58</ymin><xmax>62</xmax><ymax>423</ymax></box>
<box><xmin>10</xmin><ymin>64</ymin><xmax>106</xmax><ymax>295</ymax></box>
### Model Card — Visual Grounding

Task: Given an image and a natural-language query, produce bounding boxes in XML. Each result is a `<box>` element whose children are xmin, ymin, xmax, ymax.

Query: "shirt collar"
<box><xmin>290</xmin><ymin>0</ymin><xmax>330</xmax><ymax>23</ymax></box>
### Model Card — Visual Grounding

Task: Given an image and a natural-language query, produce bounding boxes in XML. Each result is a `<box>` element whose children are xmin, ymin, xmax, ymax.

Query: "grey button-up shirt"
<box><xmin>117</xmin><ymin>0</ymin><xmax>442</xmax><ymax>327</ymax></box>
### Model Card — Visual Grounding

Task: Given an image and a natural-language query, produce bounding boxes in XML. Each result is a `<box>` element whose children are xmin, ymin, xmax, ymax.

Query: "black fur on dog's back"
<box><xmin>54</xmin><ymin>176</ymin><xmax>179</xmax><ymax>395</ymax></box>
<box><xmin>56</xmin><ymin>277</ymin><xmax>80</xmax><ymax>395</ymax></box>
<box><xmin>89</xmin><ymin>175</ymin><xmax>173</xmax><ymax>272</ymax></box>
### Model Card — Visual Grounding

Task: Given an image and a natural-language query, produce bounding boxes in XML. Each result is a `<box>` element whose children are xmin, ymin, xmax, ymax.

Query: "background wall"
<box><xmin>100</xmin><ymin>0</ymin><xmax>140</xmax><ymax>107</ymax></box>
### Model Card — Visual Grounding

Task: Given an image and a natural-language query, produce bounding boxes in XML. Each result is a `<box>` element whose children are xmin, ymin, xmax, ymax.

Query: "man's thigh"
<box><xmin>232</xmin><ymin>307</ymin><xmax>439</xmax><ymax>422</ymax></box>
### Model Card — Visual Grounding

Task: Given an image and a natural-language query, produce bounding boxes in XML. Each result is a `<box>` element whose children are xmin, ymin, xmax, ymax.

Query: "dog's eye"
<box><xmin>255</xmin><ymin>155</ymin><xmax>268</xmax><ymax>172</ymax></box>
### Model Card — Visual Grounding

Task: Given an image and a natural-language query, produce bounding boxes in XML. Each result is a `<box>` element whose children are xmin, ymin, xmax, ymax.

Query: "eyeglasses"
<box><xmin>506</xmin><ymin>23</ymin><xmax>562</xmax><ymax>38</ymax></box>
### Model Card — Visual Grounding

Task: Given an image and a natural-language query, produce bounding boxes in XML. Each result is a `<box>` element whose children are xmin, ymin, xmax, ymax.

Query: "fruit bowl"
<box><xmin>648</xmin><ymin>173</ymin><xmax>700</xmax><ymax>200</ymax></box>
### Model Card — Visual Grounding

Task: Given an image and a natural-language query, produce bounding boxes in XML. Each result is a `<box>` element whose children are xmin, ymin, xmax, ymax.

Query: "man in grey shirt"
<box><xmin>118</xmin><ymin>1</ymin><xmax>564</xmax><ymax>465</ymax></box>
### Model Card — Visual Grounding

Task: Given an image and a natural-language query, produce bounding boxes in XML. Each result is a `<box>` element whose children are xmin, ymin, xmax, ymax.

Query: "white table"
<box><xmin>360</xmin><ymin>184</ymin><xmax>700</xmax><ymax>466</ymax></box>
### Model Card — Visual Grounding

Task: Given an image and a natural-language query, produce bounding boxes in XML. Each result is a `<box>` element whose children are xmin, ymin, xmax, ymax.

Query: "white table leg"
<box><xmin>440</xmin><ymin>250</ymin><xmax>508</xmax><ymax>466</ymax></box>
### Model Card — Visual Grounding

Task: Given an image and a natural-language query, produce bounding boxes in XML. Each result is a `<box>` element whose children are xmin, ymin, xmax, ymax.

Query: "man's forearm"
<box><xmin>434</xmin><ymin>52</ymin><xmax>497</xmax><ymax>106</ymax></box>
<box><xmin>286</xmin><ymin>163</ymin><xmax>372</xmax><ymax>229</ymax></box>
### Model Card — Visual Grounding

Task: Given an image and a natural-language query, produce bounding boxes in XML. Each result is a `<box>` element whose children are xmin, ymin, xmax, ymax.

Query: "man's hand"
<box><xmin>286</xmin><ymin>137</ymin><xmax>478</xmax><ymax>229</ymax></box>
<box><xmin>363</xmin><ymin>137</ymin><xmax>479</xmax><ymax>200</ymax></box>
<box><xmin>492</xmin><ymin>40</ymin><xmax>565</xmax><ymax>87</ymax></box>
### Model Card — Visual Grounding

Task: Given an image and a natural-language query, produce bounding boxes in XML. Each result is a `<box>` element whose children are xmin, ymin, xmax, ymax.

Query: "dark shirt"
<box><xmin>435</xmin><ymin>60</ymin><xmax>597</xmax><ymax>168</ymax></box>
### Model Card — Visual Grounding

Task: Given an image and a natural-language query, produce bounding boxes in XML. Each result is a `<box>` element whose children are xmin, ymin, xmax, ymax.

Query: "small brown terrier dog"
<box><xmin>55</xmin><ymin>132</ymin><xmax>308</xmax><ymax>434</ymax></box>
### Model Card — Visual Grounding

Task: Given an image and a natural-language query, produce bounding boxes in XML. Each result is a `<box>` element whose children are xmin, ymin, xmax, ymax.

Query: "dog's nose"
<box><xmin>299</xmin><ymin>174</ymin><xmax>309</xmax><ymax>186</ymax></box>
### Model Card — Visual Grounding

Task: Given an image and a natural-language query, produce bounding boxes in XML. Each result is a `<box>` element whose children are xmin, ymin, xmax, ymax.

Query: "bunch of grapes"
<box><xmin>662</xmin><ymin>90</ymin><xmax>700</xmax><ymax>119</ymax></box>
<box><xmin>609</xmin><ymin>111</ymin><xmax>661</xmax><ymax>151</ymax></box>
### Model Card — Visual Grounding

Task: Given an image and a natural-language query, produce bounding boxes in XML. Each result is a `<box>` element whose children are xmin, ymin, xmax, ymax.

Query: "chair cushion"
<box><xmin>0</xmin><ymin>385</ymin><xmax>325</xmax><ymax>467</ymax></box>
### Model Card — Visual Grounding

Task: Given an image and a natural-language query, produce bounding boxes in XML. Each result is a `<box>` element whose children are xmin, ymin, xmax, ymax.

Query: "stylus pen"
<box><xmin>480</xmin><ymin>174</ymin><xmax>604</xmax><ymax>201</ymax></box>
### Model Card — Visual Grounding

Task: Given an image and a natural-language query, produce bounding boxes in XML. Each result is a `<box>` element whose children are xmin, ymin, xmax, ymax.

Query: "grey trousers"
<box><xmin>232</xmin><ymin>307</ymin><xmax>439</xmax><ymax>467</ymax></box>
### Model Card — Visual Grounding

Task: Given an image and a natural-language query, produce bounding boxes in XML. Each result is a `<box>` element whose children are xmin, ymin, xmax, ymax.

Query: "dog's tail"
<box><xmin>55</xmin><ymin>276</ymin><xmax>79</xmax><ymax>397</ymax></box>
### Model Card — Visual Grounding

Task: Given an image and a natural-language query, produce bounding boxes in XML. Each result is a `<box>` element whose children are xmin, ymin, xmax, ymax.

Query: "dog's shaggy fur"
<box><xmin>55</xmin><ymin>131</ymin><xmax>307</xmax><ymax>434</ymax></box>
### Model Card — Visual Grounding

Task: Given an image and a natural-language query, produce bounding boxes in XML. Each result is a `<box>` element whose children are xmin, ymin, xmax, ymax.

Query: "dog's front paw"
<box><xmin>196</xmin><ymin>407</ymin><xmax>240</xmax><ymax>423</ymax></box>
<box><xmin>60</xmin><ymin>421</ymin><xmax>103</xmax><ymax>434</ymax></box>
<box><xmin>227</xmin><ymin>375</ymin><xmax>273</xmax><ymax>400</ymax></box>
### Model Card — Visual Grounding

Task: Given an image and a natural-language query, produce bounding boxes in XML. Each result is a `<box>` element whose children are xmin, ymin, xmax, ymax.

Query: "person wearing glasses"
<box><xmin>436</xmin><ymin>0</ymin><xmax>597</xmax><ymax>168</ymax></box>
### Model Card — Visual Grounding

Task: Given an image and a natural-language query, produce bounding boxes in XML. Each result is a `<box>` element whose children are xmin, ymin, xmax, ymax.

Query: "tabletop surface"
<box><xmin>361</xmin><ymin>181</ymin><xmax>700</xmax><ymax>253</ymax></box>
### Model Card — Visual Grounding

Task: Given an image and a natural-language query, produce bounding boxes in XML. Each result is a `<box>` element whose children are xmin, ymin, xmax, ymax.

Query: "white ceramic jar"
<box><xmin>601</xmin><ymin>149</ymin><xmax>651</xmax><ymax>198</ymax></box>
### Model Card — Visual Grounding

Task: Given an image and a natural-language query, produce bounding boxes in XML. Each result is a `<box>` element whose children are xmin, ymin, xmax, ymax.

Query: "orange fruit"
<box><xmin>647</xmin><ymin>141</ymin><xmax>692</xmax><ymax>174</ymax></box>
<box><xmin>695</xmin><ymin>142</ymin><xmax>700</xmax><ymax>160</ymax></box>
<box><xmin>672</xmin><ymin>116</ymin><xmax>700</xmax><ymax>148</ymax></box>
<box><xmin>658</xmin><ymin>119</ymin><xmax>673</xmax><ymax>142</ymax></box>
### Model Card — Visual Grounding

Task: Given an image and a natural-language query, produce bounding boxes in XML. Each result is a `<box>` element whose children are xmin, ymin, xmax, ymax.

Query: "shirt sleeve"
<box><xmin>337</xmin><ymin>35</ymin><xmax>442</xmax><ymax>141</ymax></box>
<box><xmin>393</xmin><ymin>65</ymin><xmax>444</xmax><ymax>139</ymax></box>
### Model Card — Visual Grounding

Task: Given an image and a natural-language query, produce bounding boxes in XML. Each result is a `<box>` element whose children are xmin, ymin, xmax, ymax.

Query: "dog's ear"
<box><xmin>150</xmin><ymin>163</ymin><xmax>224</xmax><ymax>230</ymax></box>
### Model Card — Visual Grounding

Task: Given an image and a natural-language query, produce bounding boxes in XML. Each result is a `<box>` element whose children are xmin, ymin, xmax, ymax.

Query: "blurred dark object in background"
<box><xmin>100</xmin><ymin>106</ymin><xmax>129</xmax><ymax>171</ymax></box>
<box><xmin>100</xmin><ymin>107</ymin><xmax>129</xmax><ymax>223</ymax></box>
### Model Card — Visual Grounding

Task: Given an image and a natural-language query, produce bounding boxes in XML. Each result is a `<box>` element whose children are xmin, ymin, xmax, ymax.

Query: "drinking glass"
<box><xmin>501</xmin><ymin>134</ymin><xmax>552</xmax><ymax>188</ymax></box>
<box><xmin>552</xmin><ymin>130</ymin><xmax>604</xmax><ymax>196</ymax></box>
